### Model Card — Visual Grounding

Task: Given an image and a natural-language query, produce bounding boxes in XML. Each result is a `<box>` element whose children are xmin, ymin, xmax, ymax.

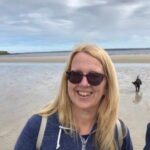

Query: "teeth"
<box><xmin>78</xmin><ymin>91</ymin><xmax>92</xmax><ymax>97</ymax></box>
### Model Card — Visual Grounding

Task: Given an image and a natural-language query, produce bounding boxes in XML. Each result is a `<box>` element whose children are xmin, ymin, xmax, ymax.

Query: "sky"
<box><xmin>0</xmin><ymin>0</ymin><xmax>150</xmax><ymax>53</ymax></box>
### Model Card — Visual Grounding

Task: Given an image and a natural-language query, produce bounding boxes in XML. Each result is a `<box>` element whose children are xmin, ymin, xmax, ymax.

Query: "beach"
<box><xmin>0</xmin><ymin>53</ymin><xmax>150</xmax><ymax>63</ymax></box>
<box><xmin>0</xmin><ymin>54</ymin><xmax>150</xmax><ymax>150</ymax></box>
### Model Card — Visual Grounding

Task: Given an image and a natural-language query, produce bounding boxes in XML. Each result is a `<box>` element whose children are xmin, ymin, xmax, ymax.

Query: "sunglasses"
<box><xmin>66</xmin><ymin>71</ymin><xmax>105</xmax><ymax>86</ymax></box>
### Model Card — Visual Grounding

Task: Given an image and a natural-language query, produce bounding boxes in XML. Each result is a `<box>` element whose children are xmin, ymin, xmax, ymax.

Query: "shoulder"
<box><xmin>146</xmin><ymin>122</ymin><xmax>150</xmax><ymax>138</ymax></box>
<box><xmin>115</xmin><ymin>119</ymin><xmax>128</xmax><ymax>137</ymax></box>
<box><xmin>26</xmin><ymin>113</ymin><xmax>59</xmax><ymax>132</ymax></box>
<box><xmin>47</xmin><ymin>112</ymin><xmax>59</xmax><ymax>124</ymax></box>
<box><xmin>26</xmin><ymin>112</ymin><xmax>59</xmax><ymax>128</ymax></box>
<box><xmin>117</xmin><ymin>119</ymin><xmax>130</xmax><ymax>138</ymax></box>
<box><xmin>26</xmin><ymin>114</ymin><xmax>42</xmax><ymax>130</ymax></box>
<box><xmin>147</xmin><ymin>123</ymin><xmax>150</xmax><ymax>130</ymax></box>
<box><xmin>23</xmin><ymin>113</ymin><xmax>59</xmax><ymax>139</ymax></box>
<box><xmin>115</xmin><ymin>119</ymin><xmax>133</xmax><ymax>150</ymax></box>
<box><xmin>20</xmin><ymin>114</ymin><xmax>42</xmax><ymax>138</ymax></box>
<box><xmin>14</xmin><ymin>114</ymin><xmax>42</xmax><ymax>149</ymax></box>
<box><xmin>146</xmin><ymin>122</ymin><xmax>150</xmax><ymax>137</ymax></box>
<box><xmin>43</xmin><ymin>113</ymin><xmax>60</xmax><ymax>134</ymax></box>
<box><xmin>120</xmin><ymin>120</ymin><xmax>133</xmax><ymax>150</ymax></box>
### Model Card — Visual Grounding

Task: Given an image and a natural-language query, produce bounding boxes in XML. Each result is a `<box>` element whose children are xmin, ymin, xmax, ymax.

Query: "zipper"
<box><xmin>79</xmin><ymin>135</ymin><xmax>89</xmax><ymax>150</ymax></box>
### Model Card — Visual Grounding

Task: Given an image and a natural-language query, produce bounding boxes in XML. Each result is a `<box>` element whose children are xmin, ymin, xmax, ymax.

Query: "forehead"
<box><xmin>70</xmin><ymin>52</ymin><xmax>104</xmax><ymax>72</ymax></box>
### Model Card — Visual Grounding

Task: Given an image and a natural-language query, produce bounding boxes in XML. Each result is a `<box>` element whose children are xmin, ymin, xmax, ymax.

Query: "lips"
<box><xmin>77</xmin><ymin>90</ymin><xmax>92</xmax><ymax>97</ymax></box>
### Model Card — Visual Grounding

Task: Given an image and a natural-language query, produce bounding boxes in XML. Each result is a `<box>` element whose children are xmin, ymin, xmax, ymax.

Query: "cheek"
<box><xmin>95</xmin><ymin>81</ymin><xmax>107</xmax><ymax>94</ymax></box>
<box><xmin>67</xmin><ymin>82</ymin><xmax>74</xmax><ymax>96</ymax></box>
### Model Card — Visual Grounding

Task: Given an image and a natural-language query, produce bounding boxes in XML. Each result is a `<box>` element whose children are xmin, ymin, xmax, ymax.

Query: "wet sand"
<box><xmin>0</xmin><ymin>56</ymin><xmax>150</xmax><ymax>150</ymax></box>
<box><xmin>0</xmin><ymin>54</ymin><xmax>150</xmax><ymax>63</ymax></box>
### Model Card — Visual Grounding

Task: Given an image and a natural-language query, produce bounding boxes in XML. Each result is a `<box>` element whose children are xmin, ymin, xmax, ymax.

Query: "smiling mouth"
<box><xmin>77</xmin><ymin>91</ymin><xmax>92</xmax><ymax>97</ymax></box>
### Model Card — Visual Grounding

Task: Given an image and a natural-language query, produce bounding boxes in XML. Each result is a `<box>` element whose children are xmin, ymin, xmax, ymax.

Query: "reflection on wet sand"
<box><xmin>133</xmin><ymin>92</ymin><xmax>143</xmax><ymax>104</ymax></box>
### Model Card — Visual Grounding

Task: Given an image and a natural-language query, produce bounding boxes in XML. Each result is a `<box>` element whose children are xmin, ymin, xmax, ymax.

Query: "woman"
<box><xmin>15</xmin><ymin>44</ymin><xmax>133</xmax><ymax>150</ymax></box>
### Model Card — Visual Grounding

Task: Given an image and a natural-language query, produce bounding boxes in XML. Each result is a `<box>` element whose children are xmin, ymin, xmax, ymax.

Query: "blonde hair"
<box><xmin>39</xmin><ymin>44</ymin><xmax>119</xmax><ymax>150</ymax></box>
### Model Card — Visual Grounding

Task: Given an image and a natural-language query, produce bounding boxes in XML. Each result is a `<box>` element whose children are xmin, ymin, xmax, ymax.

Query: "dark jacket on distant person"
<box><xmin>132</xmin><ymin>76</ymin><xmax>142</xmax><ymax>92</ymax></box>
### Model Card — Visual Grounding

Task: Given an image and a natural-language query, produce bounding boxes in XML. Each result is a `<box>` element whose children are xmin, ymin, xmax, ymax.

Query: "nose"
<box><xmin>79</xmin><ymin>76</ymin><xmax>90</xmax><ymax>86</ymax></box>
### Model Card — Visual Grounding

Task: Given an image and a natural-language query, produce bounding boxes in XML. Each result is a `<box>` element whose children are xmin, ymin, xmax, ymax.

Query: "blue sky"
<box><xmin>0</xmin><ymin>0</ymin><xmax>150</xmax><ymax>53</ymax></box>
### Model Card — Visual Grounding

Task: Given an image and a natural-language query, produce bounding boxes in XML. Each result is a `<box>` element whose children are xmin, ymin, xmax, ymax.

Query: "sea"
<box><xmin>2</xmin><ymin>48</ymin><xmax>150</xmax><ymax>57</ymax></box>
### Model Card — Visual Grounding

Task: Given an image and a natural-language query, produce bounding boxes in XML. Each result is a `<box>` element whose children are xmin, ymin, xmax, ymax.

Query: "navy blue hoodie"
<box><xmin>15</xmin><ymin>113</ymin><xmax>133</xmax><ymax>150</ymax></box>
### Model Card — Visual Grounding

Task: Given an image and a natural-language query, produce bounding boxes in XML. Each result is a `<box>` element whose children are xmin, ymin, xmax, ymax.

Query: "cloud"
<box><xmin>0</xmin><ymin>0</ymin><xmax>150</xmax><ymax>52</ymax></box>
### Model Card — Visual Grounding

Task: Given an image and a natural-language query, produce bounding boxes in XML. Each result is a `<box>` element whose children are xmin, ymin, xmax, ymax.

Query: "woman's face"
<box><xmin>67</xmin><ymin>52</ymin><xmax>107</xmax><ymax>112</ymax></box>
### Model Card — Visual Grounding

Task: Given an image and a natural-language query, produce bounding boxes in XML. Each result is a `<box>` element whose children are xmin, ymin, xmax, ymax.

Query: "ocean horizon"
<box><xmin>5</xmin><ymin>48</ymin><xmax>150</xmax><ymax>57</ymax></box>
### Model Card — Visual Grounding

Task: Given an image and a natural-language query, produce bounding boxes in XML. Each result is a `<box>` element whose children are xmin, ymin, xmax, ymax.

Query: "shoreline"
<box><xmin>0</xmin><ymin>54</ymin><xmax>150</xmax><ymax>63</ymax></box>
<box><xmin>111</xmin><ymin>54</ymin><xmax>150</xmax><ymax>63</ymax></box>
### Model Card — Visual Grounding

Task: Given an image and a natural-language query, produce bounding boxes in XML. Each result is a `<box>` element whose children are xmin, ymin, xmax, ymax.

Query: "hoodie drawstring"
<box><xmin>56</xmin><ymin>128</ymin><xmax>62</xmax><ymax>149</ymax></box>
<box><xmin>56</xmin><ymin>126</ymin><xmax>71</xmax><ymax>149</ymax></box>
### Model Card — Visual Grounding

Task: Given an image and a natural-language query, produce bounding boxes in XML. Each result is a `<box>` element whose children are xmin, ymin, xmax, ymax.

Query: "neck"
<box><xmin>73</xmin><ymin>108</ymin><xmax>97</xmax><ymax>135</ymax></box>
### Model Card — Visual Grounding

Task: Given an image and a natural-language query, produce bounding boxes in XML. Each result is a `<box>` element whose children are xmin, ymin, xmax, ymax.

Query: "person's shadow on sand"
<box><xmin>132</xmin><ymin>92</ymin><xmax>143</xmax><ymax>104</ymax></box>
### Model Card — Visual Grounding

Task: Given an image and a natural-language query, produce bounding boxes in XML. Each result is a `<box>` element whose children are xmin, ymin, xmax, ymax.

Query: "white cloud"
<box><xmin>67</xmin><ymin>0</ymin><xmax>107</xmax><ymax>8</ymax></box>
<box><xmin>0</xmin><ymin>0</ymin><xmax>150</xmax><ymax>52</ymax></box>
<box><xmin>119</xmin><ymin>2</ymin><xmax>143</xmax><ymax>19</ymax></box>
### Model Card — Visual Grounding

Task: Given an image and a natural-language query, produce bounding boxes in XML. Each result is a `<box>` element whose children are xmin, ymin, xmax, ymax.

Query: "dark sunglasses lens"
<box><xmin>67</xmin><ymin>71</ymin><xmax>82</xmax><ymax>84</ymax></box>
<box><xmin>87</xmin><ymin>73</ymin><xmax>104</xmax><ymax>86</ymax></box>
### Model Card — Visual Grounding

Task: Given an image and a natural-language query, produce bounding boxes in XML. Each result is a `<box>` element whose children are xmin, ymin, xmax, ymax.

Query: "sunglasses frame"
<box><xmin>66</xmin><ymin>71</ymin><xmax>105</xmax><ymax>86</ymax></box>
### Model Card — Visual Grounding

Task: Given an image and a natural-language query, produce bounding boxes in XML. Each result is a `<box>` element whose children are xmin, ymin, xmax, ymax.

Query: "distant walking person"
<box><xmin>144</xmin><ymin>123</ymin><xmax>150</xmax><ymax>150</ymax></box>
<box><xmin>132</xmin><ymin>75</ymin><xmax>142</xmax><ymax>92</ymax></box>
